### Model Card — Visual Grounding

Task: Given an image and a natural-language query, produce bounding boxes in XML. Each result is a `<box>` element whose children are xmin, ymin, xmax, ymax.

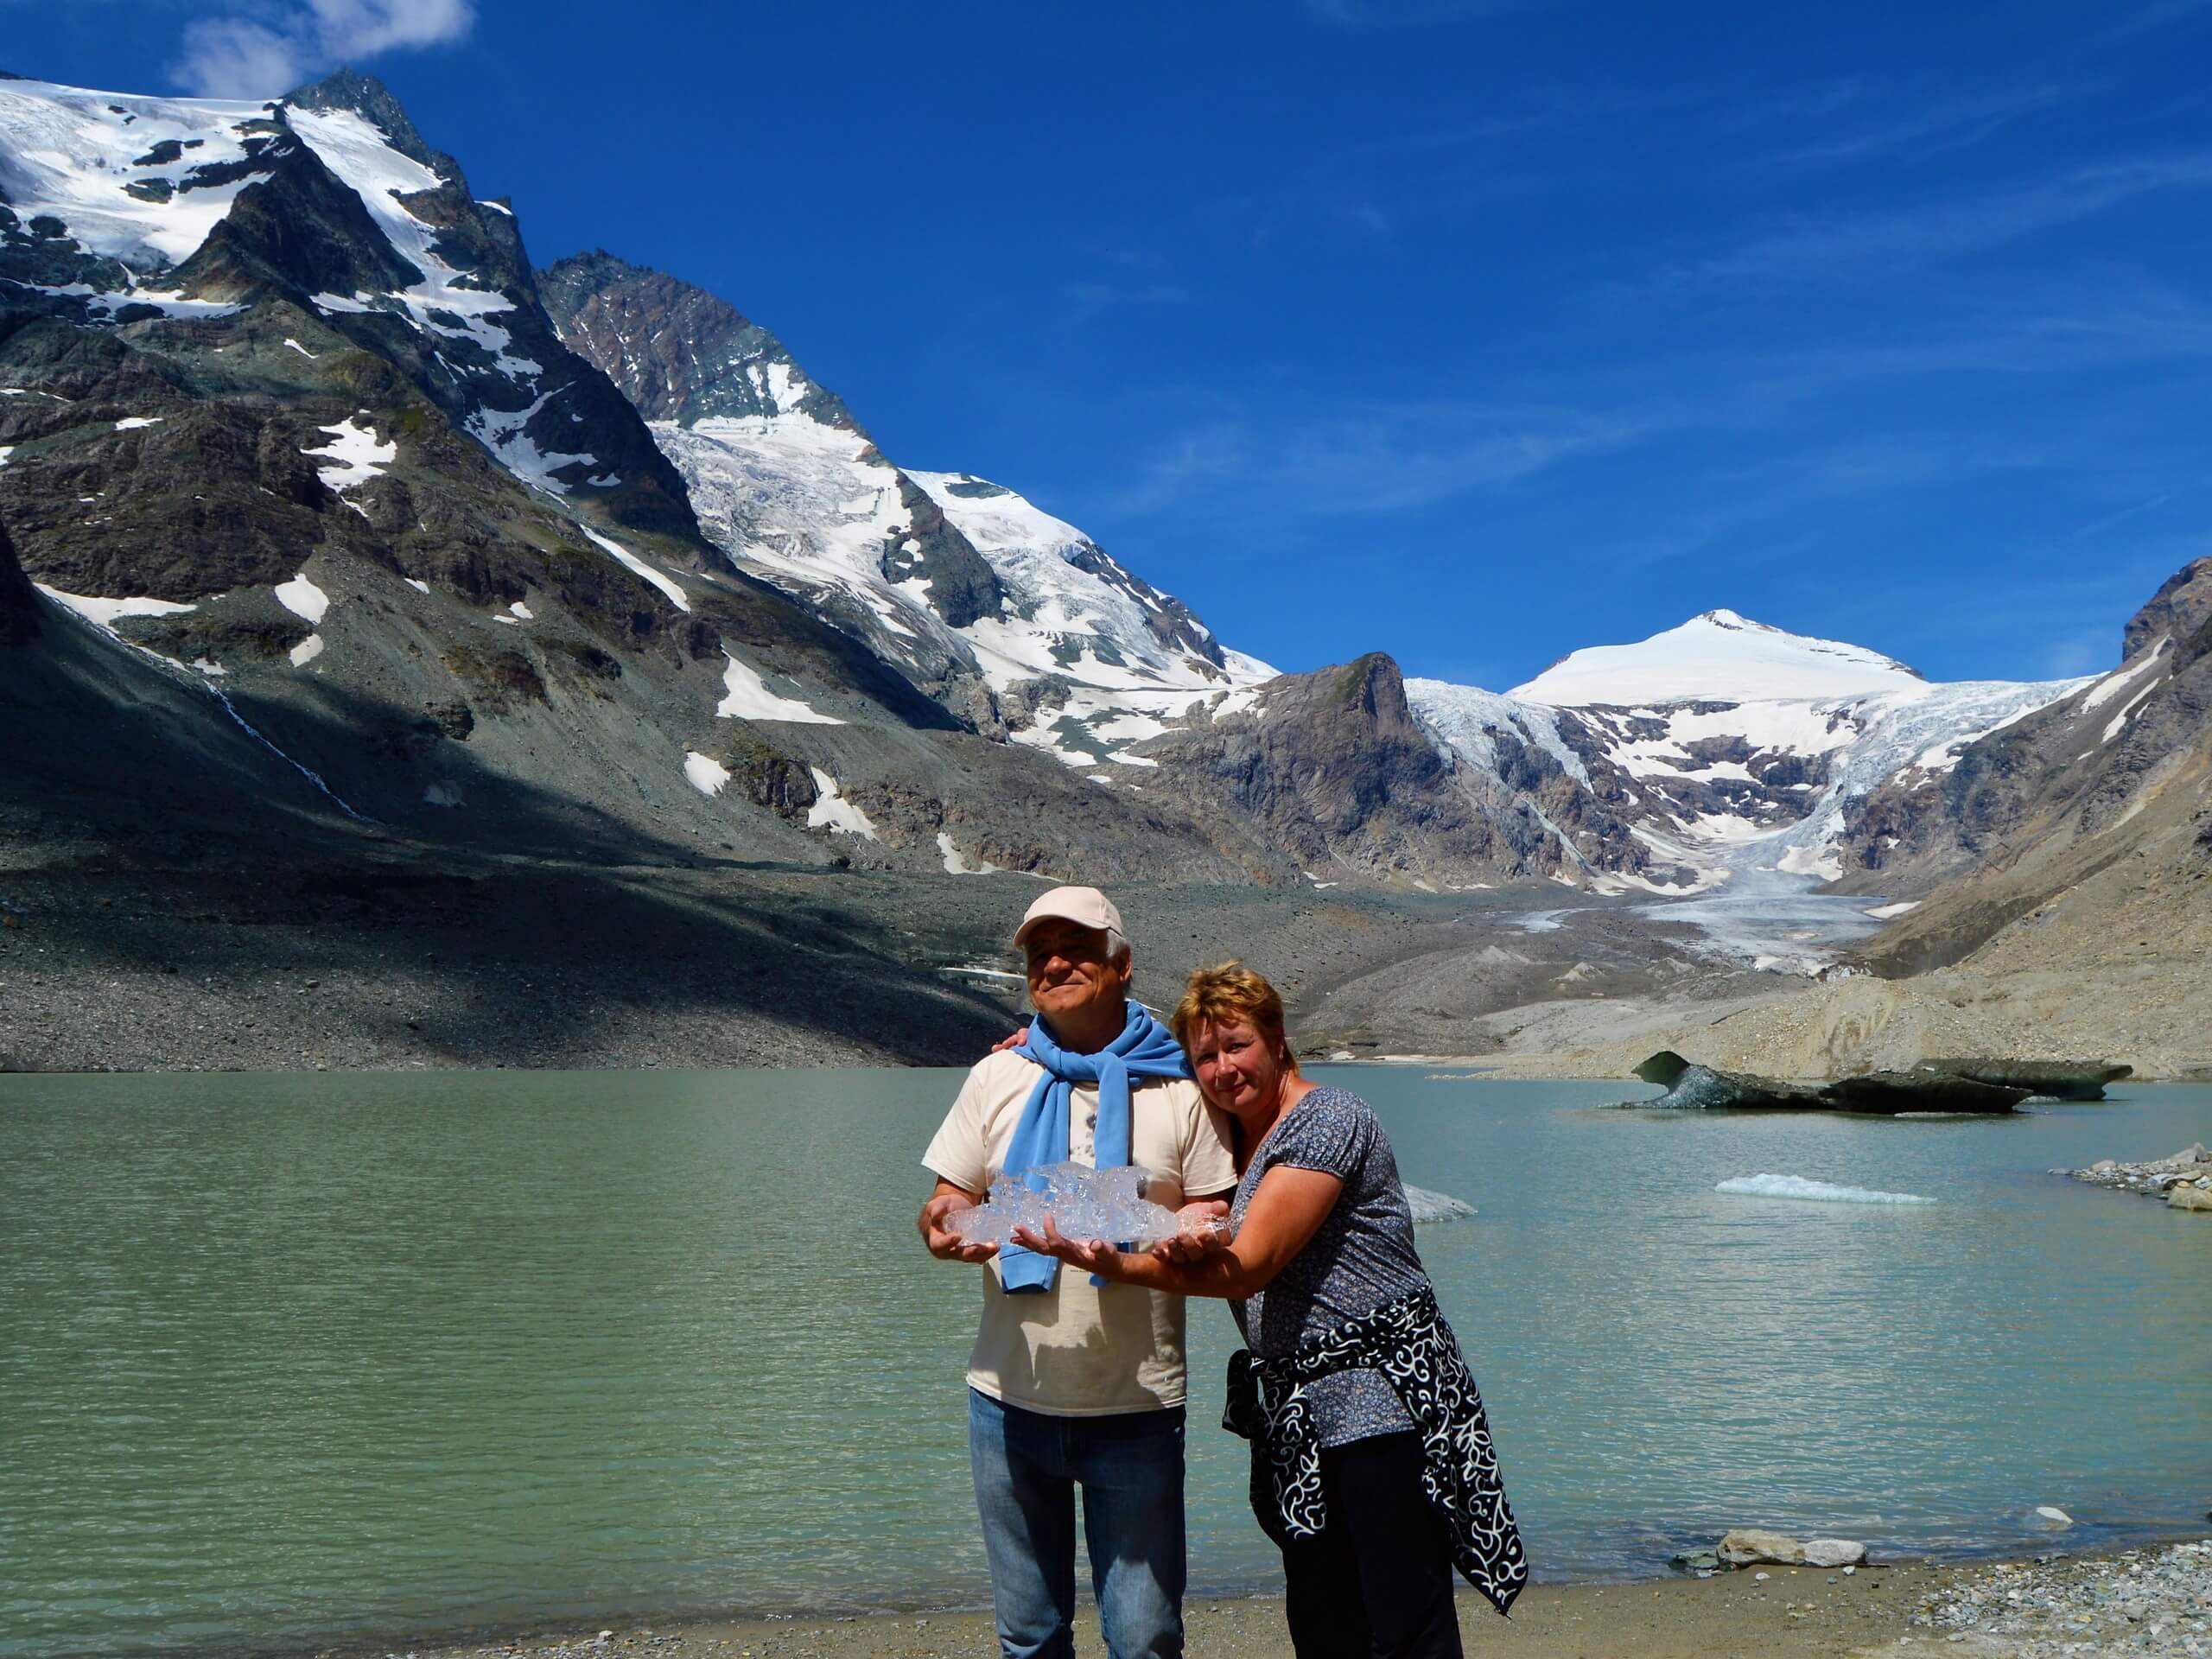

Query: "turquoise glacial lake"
<box><xmin>3</xmin><ymin>1069</ymin><xmax>2209</xmax><ymax>1657</ymax></box>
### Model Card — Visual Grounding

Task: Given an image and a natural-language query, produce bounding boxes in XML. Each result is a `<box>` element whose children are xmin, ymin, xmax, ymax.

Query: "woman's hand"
<box><xmin>1009</xmin><ymin>1215</ymin><xmax>1124</xmax><ymax>1277</ymax></box>
<box><xmin>989</xmin><ymin>1026</ymin><xmax>1033</xmax><ymax>1054</ymax></box>
<box><xmin>1154</xmin><ymin>1200</ymin><xmax>1233</xmax><ymax>1262</ymax></box>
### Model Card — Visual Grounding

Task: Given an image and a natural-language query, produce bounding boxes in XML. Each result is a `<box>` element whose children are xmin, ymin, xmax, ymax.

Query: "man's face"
<box><xmin>1023</xmin><ymin>918</ymin><xmax>1132</xmax><ymax>1027</ymax></box>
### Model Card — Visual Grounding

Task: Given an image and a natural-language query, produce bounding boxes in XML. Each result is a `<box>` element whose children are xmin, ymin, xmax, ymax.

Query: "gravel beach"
<box><xmin>294</xmin><ymin>1541</ymin><xmax>2212</xmax><ymax>1659</ymax></box>
<box><xmin>0</xmin><ymin>797</ymin><xmax>1489</xmax><ymax>1072</ymax></box>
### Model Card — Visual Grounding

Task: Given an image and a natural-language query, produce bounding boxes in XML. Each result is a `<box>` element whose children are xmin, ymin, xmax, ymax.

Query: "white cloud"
<box><xmin>173</xmin><ymin>0</ymin><xmax>474</xmax><ymax>98</ymax></box>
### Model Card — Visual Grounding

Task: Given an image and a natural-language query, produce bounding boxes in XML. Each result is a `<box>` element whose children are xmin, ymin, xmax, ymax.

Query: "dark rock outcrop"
<box><xmin>165</xmin><ymin>128</ymin><xmax>427</xmax><ymax>302</ymax></box>
<box><xmin>1141</xmin><ymin>652</ymin><xmax>1517</xmax><ymax>881</ymax></box>
<box><xmin>1631</xmin><ymin>1050</ymin><xmax>2028</xmax><ymax>1112</ymax></box>
<box><xmin>1914</xmin><ymin>1058</ymin><xmax>2132</xmax><ymax>1100</ymax></box>
<box><xmin>1823</xmin><ymin>1071</ymin><xmax>2031</xmax><ymax>1113</ymax></box>
<box><xmin>0</xmin><ymin>517</ymin><xmax>38</xmax><ymax>645</ymax></box>
<box><xmin>716</xmin><ymin>730</ymin><xmax>821</xmax><ymax>818</ymax></box>
<box><xmin>1839</xmin><ymin>556</ymin><xmax>2212</xmax><ymax>975</ymax></box>
<box><xmin>1630</xmin><ymin>1052</ymin><xmax>1829</xmax><ymax>1109</ymax></box>
<box><xmin>883</xmin><ymin>474</ymin><xmax>1004</xmax><ymax>629</ymax></box>
<box><xmin>2124</xmin><ymin>557</ymin><xmax>2212</xmax><ymax>664</ymax></box>
<box><xmin>538</xmin><ymin>250</ymin><xmax>861</xmax><ymax>431</ymax></box>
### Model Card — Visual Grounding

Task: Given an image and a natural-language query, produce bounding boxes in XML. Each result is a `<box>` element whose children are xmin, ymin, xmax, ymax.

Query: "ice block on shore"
<box><xmin>944</xmin><ymin>1164</ymin><xmax>1228</xmax><ymax>1249</ymax></box>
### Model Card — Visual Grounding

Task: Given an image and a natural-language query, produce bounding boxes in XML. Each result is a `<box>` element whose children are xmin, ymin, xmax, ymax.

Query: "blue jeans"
<box><xmin>968</xmin><ymin>1388</ymin><xmax>1187</xmax><ymax>1659</ymax></box>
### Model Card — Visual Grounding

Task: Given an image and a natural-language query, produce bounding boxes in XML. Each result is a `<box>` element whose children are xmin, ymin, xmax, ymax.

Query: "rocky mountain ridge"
<box><xmin>539</xmin><ymin>251</ymin><xmax>1261</xmax><ymax>755</ymax></box>
<box><xmin>537</xmin><ymin>251</ymin><xmax>2101</xmax><ymax>899</ymax></box>
<box><xmin>5</xmin><ymin>68</ymin><xmax>2209</xmax><ymax>1073</ymax></box>
<box><xmin>1835</xmin><ymin>556</ymin><xmax>2212</xmax><ymax>974</ymax></box>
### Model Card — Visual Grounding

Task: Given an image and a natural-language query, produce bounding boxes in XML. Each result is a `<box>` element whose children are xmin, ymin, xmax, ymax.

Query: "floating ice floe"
<box><xmin>1716</xmin><ymin>1173</ymin><xmax>1934</xmax><ymax>1205</ymax></box>
<box><xmin>1402</xmin><ymin>1184</ymin><xmax>1476</xmax><ymax>1223</ymax></box>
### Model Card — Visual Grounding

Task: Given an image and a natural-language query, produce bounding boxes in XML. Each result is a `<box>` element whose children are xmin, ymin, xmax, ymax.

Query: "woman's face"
<box><xmin>1187</xmin><ymin>1015</ymin><xmax>1283</xmax><ymax>1121</ymax></box>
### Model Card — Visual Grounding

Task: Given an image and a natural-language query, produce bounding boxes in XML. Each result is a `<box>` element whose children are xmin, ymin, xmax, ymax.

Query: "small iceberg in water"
<box><xmin>1716</xmin><ymin>1173</ymin><xmax>1935</xmax><ymax>1205</ymax></box>
<box><xmin>1402</xmin><ymin>1183</ymin><xmax>1476</xmax><ymax>1222</ymax></box>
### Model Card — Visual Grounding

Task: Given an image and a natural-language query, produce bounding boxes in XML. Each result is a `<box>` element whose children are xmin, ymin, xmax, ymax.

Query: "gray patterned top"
<box><xmin>1229</xmin><ymin>1085</ymin><xmax>1430</xmax><ymax>1448</ymax></box>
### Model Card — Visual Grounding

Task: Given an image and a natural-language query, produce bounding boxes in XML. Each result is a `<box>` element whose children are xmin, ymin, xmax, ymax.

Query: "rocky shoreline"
<box><xmin>2057</xmin><ymin>1143</ymin><xmax>2212</xmax><ymax>1211</ymax></box>
<box><xmin>287</xmin><ymin>1537</ymin><xmax>2212</xmax><ymax>1659</ymax></box>
<box><xmin>1918</xmin><ymin>1539</ymin><xmax>2212</xmax><ymax>1655</ymax></box>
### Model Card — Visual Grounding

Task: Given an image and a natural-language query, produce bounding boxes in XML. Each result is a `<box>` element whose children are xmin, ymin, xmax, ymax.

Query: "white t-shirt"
<box><xmin>922</xmin><ymin>1050</ymin><xmax>1238</xmax><ymax>1417</ymax></box>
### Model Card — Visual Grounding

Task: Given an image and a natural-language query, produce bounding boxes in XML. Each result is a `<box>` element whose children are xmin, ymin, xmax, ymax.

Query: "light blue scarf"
<box><xmin>998</xmin><ymin>1001</ymin><xmax>1192</xmax><ymax>1294</ymax></box>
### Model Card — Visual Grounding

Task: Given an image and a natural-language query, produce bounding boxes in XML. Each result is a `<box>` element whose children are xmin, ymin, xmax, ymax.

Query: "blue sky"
<box><xmin>12</xmin><ymin>1</ymin><xmax>2212</xmax><ymax>690</ymax></box>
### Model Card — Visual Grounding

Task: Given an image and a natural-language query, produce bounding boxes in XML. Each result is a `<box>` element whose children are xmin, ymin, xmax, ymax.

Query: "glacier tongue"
<box><xmin>1408</xmin><ymin>611</ymin><xmax>2089</xmax><ymax>955</ymax></box>
<box><xmin>1618</xmin><ymin>676</ymin><xmax>2092</xmax><ymax>968</ymax></box>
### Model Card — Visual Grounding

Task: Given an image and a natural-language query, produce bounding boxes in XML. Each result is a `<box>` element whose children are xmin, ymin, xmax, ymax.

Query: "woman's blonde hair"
<box><xmin>1170</xmin><ymin>961</ymin><xmax>1300</xmax><ymax>1073</ymax></box>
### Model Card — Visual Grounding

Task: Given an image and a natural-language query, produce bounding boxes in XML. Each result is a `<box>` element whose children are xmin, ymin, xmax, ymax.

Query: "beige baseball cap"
<box><xmin>1012</xmin><ymin>885</ymin><xmax>1124</xmax><ymax>950</ymax></box>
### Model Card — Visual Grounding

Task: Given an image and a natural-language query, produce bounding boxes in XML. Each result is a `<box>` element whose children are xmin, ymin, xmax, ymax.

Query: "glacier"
<box><xmin>1408</xmin><ymin>610</ymin><xmax>2088</xmax><ymax>964</ymax></box>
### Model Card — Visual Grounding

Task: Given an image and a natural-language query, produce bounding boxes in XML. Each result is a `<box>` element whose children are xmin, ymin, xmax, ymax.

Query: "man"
<box><xmin>918</xmin><ymin>886</ymin><xmax>1236</xmax><ymax>1659</ymax></box>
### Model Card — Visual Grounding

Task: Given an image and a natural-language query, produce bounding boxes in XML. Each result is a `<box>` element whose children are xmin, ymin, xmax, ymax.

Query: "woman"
<box><xmin>1014</xmin><ymin>962</ymin><xmax>1525</xmax><ymax>1659</ymax></box>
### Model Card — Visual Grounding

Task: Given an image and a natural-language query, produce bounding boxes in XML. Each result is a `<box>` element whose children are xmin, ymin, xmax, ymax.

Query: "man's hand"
<box><xmin>988</xmin><ymin>1026</ymin><xmax>1032</xmax><ymax>1054</ymax></box>
<box><xmin>1010</xmin><ymin>1214</ymin><xmax>1123</xmax><ymax>1277</ymax></box>
<box><xmin>1153</xmin><ymin>1199</ymin><xmax>1233</xmax><ymax>1263</ymax></box>
<box><xmin>919</xmin><ymin>1189</ymin><xmax>999</xmax><ymax>1263</ymax></box>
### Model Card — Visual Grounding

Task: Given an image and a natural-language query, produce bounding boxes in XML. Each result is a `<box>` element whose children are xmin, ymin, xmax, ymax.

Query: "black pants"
<box><xmin>1279</xmin><ymin>1432</ymin><xmax>1464</xmax><ymax>1659</ymax></box>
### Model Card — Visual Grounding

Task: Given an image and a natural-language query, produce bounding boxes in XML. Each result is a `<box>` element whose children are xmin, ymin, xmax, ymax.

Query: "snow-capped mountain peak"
<box><xmin>1410</xmin><ymin>607</ymin><xmax>2084</xmax><ymax>900</ymax></box>
<box><xmin>542</xmin><ymin>253</ymin><xmax>1273</xmax><ymax>772</ymax></box>
<box><xmin>1510</xmin><ymin>609</ymin><xmax>1927</xmax><ymax>707</ymax></box>
<box><xmin>1</xmin><ymin>73</ymin><xmax>698</xmax><ymax>538</ymax></box>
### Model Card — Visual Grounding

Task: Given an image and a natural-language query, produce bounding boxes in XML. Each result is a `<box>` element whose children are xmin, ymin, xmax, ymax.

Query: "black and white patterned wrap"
<box><xmin>1223</xmin><ymin>1284</ymin><xmax>1529</xmax><ymax>1617</ymax></box>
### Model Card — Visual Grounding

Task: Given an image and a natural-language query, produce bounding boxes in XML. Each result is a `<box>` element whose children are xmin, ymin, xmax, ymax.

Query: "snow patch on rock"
<box><xmin>683</xmin><ymin>752</ymin><xmax>730</xmax><ymax>797</ymax></box>
<box><xmin>716</xmin><ymin>650</ymin><xmax>841</xmax><ymax>725</ymax></box>
<box><xmin>274</xmin><ymin>574</ymin><xmax>330</xmax><ymax>625</ymax></box>
<box><xmin>805</xmin><ymin>768</ymin><xmax>878</xmax><ymax>839</ymax></box>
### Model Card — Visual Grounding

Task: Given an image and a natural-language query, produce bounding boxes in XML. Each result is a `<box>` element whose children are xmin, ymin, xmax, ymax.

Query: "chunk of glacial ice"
<box><xmin>1401</xmin><ymin>1183</ymin><xmax>1475</xmax><ymax>1223</ymax></box>
<box><xmin>944</xmin><ymin>1164</ymin><xmax>1217</xmax><ymax>1248</ymax></box>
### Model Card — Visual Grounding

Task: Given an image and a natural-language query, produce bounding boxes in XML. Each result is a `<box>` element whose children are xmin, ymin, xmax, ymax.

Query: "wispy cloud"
<box><xmin>1059</xmin><ymin>279</ymin><xmax>1195</xmax><ymax>321</ymax></box>
<box><xmin>171</xmin><ymin>0</ymin><xmax>474</xmax><ymax>98</ymax></box>
<box><xmin>1301</xmin><ymin>0</ymin><xmax>1543</xmax><ymax>24</ymax></box>
<box><xmin>1642</xmin><ymin>151</ymin><xmax>2212</xmax><ymax>290</ymax></box>
<box><xmin>1109</xmin><ymin>397</ymin><xmax>1645</xmax><ymax>521</ymax></box>
<box><xmin>2098</xmin><ymin>0</ymin><xmax>2212</xmax><ymax>42</ymax></box>
<box><xmin>1757</xmin><ymin>83</ymin><xmax>2088</xmax><ymax>169</ymax></box>
<box><xmin>1342</xmin><ymin>85</ymin><xmax>1694</xmax><ymax>160</ymax></box>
